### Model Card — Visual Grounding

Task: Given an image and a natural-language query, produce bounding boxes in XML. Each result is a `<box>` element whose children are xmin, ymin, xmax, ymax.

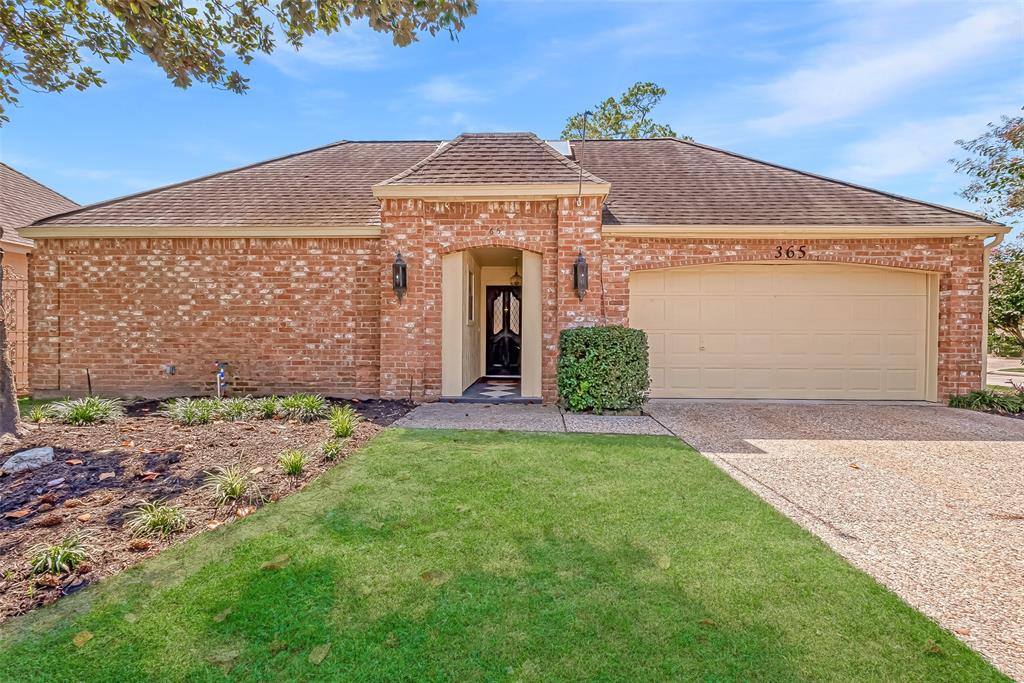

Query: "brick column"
<box><xmin>556</xmin><ymin>195</ymin><xmax>605</xmax><ymax>329</ymax></box>
<box><xmin>378</xmin><ymin>198</ymin><xmax>427</xmax><ymax>400</ymax></box>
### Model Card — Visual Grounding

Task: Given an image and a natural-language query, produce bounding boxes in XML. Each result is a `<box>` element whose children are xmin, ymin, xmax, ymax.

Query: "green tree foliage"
<box><xmin>989</xmin><ymin>237</ymin><xmax>1024</xmax><ymax>349</ymax></box>
<box><xmin>952</xmin><ymin>109</ymin><xmax>1023</xmax><ymax>222</ymax></box>
<box><xmin>0</xmin><ymin>0</ymin><xmax>476</xmax><ymax>123</ymax></box>
<box><xmin>562</xmin><ymin>81</ymin><xmax>688</xmax><ymax>140</ymax></box>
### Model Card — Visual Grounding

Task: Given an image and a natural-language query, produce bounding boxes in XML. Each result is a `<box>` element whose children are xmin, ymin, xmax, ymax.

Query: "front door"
<box><xmin>486</xmin><ymin>286</ymin><xmax>522</xmax><ymax>376</ymax></box>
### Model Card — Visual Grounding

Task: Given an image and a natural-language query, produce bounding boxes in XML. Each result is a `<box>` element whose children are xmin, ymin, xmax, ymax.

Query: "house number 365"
<box><xmin>775</xmin><ymin>245</ymin><xmax>807</xmax><ymax>259</ymax></box>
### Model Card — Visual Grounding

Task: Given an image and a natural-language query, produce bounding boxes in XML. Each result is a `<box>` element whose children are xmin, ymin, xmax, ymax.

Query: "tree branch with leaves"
<box><xmin>0</xmin><ymin>0</ymin><xmax>477</xmax><ymax>123</ymax></box>
<box><xmin>562</xmin><ymin>81</ymin><xmax>688</xmax><ymax>140</ymax></box>
<box><xmin>951</xmin><ymin>108</ymin><xmax>1023</xmax><ymax>222</ymax></box>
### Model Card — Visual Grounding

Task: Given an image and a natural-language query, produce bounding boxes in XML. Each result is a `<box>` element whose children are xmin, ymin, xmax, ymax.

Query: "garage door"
<box><xmin>629</xmin><ymin>264</ymin><xmax>933</xmax><ymax>400</ymax></box>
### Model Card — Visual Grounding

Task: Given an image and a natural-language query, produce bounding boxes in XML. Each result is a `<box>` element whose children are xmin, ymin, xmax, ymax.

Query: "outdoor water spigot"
<box><xmin>214</xmin><ymin>361</ymin><xmax>229</xmax><ymax>397</ymax></box>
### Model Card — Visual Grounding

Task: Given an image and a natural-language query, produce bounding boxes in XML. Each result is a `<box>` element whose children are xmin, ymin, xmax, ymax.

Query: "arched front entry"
<box><xmin>629</xmin><ymin>262</ymin><xmax>939</xmax><ymax>401</ymax></box>
<box><xmin>441</xmin><ymin>247</ymin><xmax>543</xmax><ymax>399</ymax></box>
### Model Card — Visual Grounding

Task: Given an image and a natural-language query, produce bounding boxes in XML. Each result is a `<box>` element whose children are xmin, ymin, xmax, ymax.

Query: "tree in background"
<box><xmin>952</xmin><ymin>109</ymin><xmax>1023</xmax><ymax>222</ymax></box>
<box><xmin>0</xmin><ymin>0</ymin><xmax>476</xmax><ymax>124</ymax></box>
<box><xmin>952</xmin><ymin>109</ymin><xmax>1024</xmax><ymax>359</ymax></box>
<box><xmin>988</xmin><ymin>239</ymin><xmax>1024</xmax><ymax>358</ymax></box>
<box><xmin>562</xmin><ymin>81</ymin><xmax>688</xmax><ymax>140</ymax></box>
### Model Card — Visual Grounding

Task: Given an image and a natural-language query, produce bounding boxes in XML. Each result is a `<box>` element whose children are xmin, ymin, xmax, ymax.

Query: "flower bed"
<box><xmin>0</xmin><ymin>397</ymin><xmax>411</xmax><ymax>622</ymax></box>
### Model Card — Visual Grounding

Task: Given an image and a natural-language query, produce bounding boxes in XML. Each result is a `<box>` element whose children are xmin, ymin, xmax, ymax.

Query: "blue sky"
<box><xmin>2</xmin><ymin>0</ymin><xmax>1021</xmax><ymax>233</ymax></box>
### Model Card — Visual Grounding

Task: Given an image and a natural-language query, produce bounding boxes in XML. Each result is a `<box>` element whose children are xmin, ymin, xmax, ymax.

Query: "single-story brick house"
<box><xmin>21</xmin><ymin>132</ymin><xmax>1007</xmax><ymax>403</ymax></box>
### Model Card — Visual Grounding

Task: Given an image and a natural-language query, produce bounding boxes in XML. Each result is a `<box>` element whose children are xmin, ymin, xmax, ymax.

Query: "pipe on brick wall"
<box><xmin>981</xmin><ymin>232</ymin><xmax>1006</xmax><ymax>387</ymax></box>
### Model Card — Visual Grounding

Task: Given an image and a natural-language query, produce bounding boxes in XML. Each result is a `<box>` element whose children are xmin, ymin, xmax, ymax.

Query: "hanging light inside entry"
<box><xmin>509</xmin><ymin>257</ymin><xmax>523</xmax><ymax>287</ymax></box>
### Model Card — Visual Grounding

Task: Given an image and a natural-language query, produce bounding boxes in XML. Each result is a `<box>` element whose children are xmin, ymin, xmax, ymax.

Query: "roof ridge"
<box><xmin>30</xmin><ymin>139</ymin><xmax>354</xmax><ymax>227</ymax></box>
<box><xmin>0</xmin><ymin>162</ymin><xmax>78</xmax><ymax>207</ymax></box>
<box><xmin>375</xmin><ymin>135</ymin><xmax>470</xmax><ymax>186</ymax></box>
<box><xmin>667</xmin><ymin>138</ymin><xmax>1003</xmax><ymax>227</ymax></box>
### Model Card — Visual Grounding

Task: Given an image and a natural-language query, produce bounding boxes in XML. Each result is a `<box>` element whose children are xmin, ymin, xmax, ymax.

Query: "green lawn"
<box><xmin>0</xmin><ymin>429</ymin><xmax>1005</xmax><ymax>682</ymax></box>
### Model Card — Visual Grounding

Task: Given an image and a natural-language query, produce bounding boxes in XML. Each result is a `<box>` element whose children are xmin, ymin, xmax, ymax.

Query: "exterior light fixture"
<box><xmin>392</xmin><ymin>252</ymin><xmax>408</xmax><ymax>302</ymax></box>
<box><xmin>509</xmin><ymin>258</ymin><xmax>523</xmax><ymax>287</ymax></box>
<box><xmin>573</xmin><ymin>250</ymin><xmax>588</xmax><ymax>300</ymax></box>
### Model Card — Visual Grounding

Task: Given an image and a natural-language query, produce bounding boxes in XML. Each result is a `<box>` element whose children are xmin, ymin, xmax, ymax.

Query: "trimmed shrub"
<box><xmin>556</xmin><ymin>325</ymin><xmax>650</xmax><ymax>413</ymax></box>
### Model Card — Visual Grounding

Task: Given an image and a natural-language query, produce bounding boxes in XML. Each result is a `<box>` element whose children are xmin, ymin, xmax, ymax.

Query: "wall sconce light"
<box><xmin>392</xmin><ymin>252</ymin><xmax>408</xmax><ymax>302</ymax></box>
<box><xmin>573</xmin><ymin>250</ymin><xmax>588</xmax><ymax>300</ymax></box>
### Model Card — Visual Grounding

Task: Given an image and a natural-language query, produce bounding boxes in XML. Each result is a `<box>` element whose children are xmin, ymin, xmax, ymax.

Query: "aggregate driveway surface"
<box><xmin>646</xmin><ymin>401</ymin><xmax>1024</xmax><ymax>680</ymax></box>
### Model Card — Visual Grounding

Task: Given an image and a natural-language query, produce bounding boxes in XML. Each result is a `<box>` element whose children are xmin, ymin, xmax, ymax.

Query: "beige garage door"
<box><xmin>629</xmin><ymin>264</ymin><xmax>934</xmax><ymax>400</ymax></box>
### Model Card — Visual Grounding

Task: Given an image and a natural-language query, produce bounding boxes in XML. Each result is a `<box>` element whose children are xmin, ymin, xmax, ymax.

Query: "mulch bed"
<box><xmin>0</xmin><ymin>398</ymin><xmax>412</xmax><ymax>623</ymax></box>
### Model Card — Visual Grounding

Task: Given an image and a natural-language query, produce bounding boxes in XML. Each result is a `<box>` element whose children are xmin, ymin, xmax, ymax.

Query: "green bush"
<box><xmin>28</xmin><ymin>533</ymin><xmax>90</xmax><ymax>575</ymax></box>
<box><xmin>556</xmin><ymin>325</ymin><xmax>650</xmax><ymax>413</ymax></box>
<box><xmin>279</xmin><ymin>393</ymin><xmax>330</xmax><ymax>423</ymax></box>
<box><xmin>322</xmin><ymin>438</ymin><xmax>344</xmax><ymax>461</ymax></box>
<box><xmin>51</xmin><ymin>397</ymin><xmax>124</xmax><ymax>426</ymax></box>
<box><xmin>328</xmin><ymin>405</ymin><xmax>359</xmax><ymax>438</ymax></box>
<box><xmin>162</xmin><ymin>397</ymin><xmax>218</xmax><ymax>426</ymax></box>
<box><xmin>948</xmin><ymin>388</ymin><xmax>1024</xmax><ymax>414</ymax></box>
<box><xmin>278</xmin><ymin>448</ymin><xmax>307</xmax><ymax>476</ymax></box>
<box><xmin>216</xmin><ymin>397</ymin><xmax>255</xmax><ymax>422</ymax></box>
<box><xmin>252</xmin><ymin>396</ymin><xmax>280</xmax><ymax>420</ymax></box>
<box><xmin>989</xmin><ymin>332</ymin><xmax>1023</xmax><ymax>358</ymax></box>
<box><xmin>124</xmin><ymin>501</ymin><xmax>189</xmax><ymax>538</ymax></box>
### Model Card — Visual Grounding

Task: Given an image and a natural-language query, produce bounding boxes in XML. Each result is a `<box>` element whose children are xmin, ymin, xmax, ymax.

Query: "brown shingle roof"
<box><xmin>0</xmin><ymin>163</ymin><xmax>77</xmax><ymax>246</ymax></box>
<box><xmin>31</xmin><ymin>133</ymin><xmax>999</xmax><ymax>231</ymax></box>
<box><xmin>376</xmin><ymin>132</ymin><xmax>606</xmax><ymax>186</ymax></box>
<box><xmin>571</xmin><ymin>138</ymin><xmax>997</xmax><ymax>227</ymax></box>
<box><xmin>35</xmin><ymin>141</ymin><xmax>439</xmax><ymax>228</ymax></box>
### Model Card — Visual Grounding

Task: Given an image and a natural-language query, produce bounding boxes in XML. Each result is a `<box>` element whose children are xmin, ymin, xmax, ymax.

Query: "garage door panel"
<box><xmin>630</xmin><ymin>264</ymin><xmax>931</xmax><ymax>400</ymax></box>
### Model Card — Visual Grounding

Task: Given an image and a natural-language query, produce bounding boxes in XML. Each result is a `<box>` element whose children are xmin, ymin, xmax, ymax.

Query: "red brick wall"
<box><xmin>601</xmin><ymin>235</ymin><xmax>987</xmax><ymax>398</ymax></box>
<box><xmin>29</xmin><ymin>237</ymin><xmax>381</xmax><ymax>398</ymax></box>
<box><xmin>28</xmin><ymin>221</ymin><xmax>987</xmax><ymax>402</ymax></box>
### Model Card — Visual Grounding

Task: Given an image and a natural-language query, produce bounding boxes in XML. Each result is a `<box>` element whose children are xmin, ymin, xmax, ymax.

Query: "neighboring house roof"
<box><xmin>30</xmin><ymin>133</ymin><xmax>998</xmax><ymax>231</ymax></box>
<box><xmin>572</xmin><ymin>138</ymin><xmax>997</xmax><ymax>227</ymax></box>
<box><xmin>0</xmin><ymin>163</ymin><xmax>77</xmax><ymax>247</ymax></box>
<box><xmin>376</xmin><ymin>132</ymin><xmax>606</xmax><ymax>186</ymax></box>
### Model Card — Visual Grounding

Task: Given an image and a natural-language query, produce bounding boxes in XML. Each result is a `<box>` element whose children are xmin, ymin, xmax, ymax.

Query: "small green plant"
<box><xmin>278</xmin><ymin>448</ymin><xmax>307</xmax><ymax>476</ymax></box>
<box><xmin>328</xmin><ymin>405</ymin><xmax>359</xmax><ymax>438</ymax></box>
<box><xmin>50</xmin><ymin>397</ymin><xmax>124</xmax><ymax>426</ymax></box>
<box><xmin>203</xmin><ymin>466</ymin><xmax>260</xmax><ymax>506</ymax></box>
<box><xmin>948</xmin><ymin>388</ymin><xmax>1024</xmax><ymax>414</ymax></box>
<box><xmin>162</xmin><ymin>397</ymin><xmax>218</xmax><ymax>426</ymax></box>
<box><xmin>279</xmin><ymin>393</ymin><xmax>329</xmax><ymax>423</ymax></box>
<box><xmin>124</xmin><ymin>501</ymin><xmax>189</xmax><ymax>538</ymax></box>
<box><xmin>217</xmin><ymin>397</ymin><xmax>255</xmax><ymax>422</ymax></box>
<box><xmin>322</xmin><ymin>438</ymin><xmax>344</xmax><ymax>461</ymax></box>
<box><xmin>26</xmin><ymin>405</ymin><xmax>52</xmax><ymax>423</ymax></box>
<box><xmin>252</xmin><ymin>396</ymin><xmax>280</xmax><ymax>420</ymax></box>
<box><xmin>28</xmin><ymin>533</ymin><xmax>90</xmax><ymax>575</ymax></box>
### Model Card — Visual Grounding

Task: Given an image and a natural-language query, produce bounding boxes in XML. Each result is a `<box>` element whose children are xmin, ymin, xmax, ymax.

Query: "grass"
<box><xmin>27</xmin><ymin>533</ymin><xmax>90</xmax><ymax>576</ymax></box>
<box><xmin>277</xmin><ymin>449</ymin><xmax>307</xmax><ymax>476</ymax></box>
<box><xmin>328</xmin><ymin>405</ymin><xmax>358</xmax><ymax>438</ymax></box>
<box><xmin>0</xmin><ymin>430</ymin><xmax>1006</xmax><ymax>682</ymax></box>
<box><xmin>124</xmin><ymin>502</ymin><xmax>189</xmax><ymax>538</ymax></box>
<box><xmin>202</xmin><ymin>466</ymin><xmax>260</xmax><ymax>507</ymax></box>
<box><xmin>50</xmin><ymin>397</ymin><xmax>124</xmax><ymax>426</ymax></box>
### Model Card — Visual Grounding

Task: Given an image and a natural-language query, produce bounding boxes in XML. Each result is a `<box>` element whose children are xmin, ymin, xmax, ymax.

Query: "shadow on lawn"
<box><xmin>168</xmin><ymin>533</ymin><xmax>797</xmax><ymax>681</ymax></box>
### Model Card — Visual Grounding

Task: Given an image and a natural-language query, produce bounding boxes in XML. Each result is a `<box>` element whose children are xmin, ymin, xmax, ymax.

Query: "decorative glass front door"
<box><xmin>485</xmin><ymin>286</ymin><xmax>522</xmax><ymax>376</ymax></box>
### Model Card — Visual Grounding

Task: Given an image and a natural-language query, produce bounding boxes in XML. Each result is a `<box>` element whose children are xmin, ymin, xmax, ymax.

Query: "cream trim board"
<box><xmin>603</xmin><ymin>224</ymin><xmax>1009</xmax><ymax>239</ymax></box>
<box><xmin>441</xmin><ymin>253</ymin><xmax>465</xmax><ymax>397</ymax></box>
<box><xmin>19</xmin><ymin>226</ymin><xmax>382</xmax><ymax>239</ymax></box>
<box><xmin>372</xmin><ymin>182</ymin><xmax>610</xmax><ymax>200</ymax></box>
<box><xmin>926</xmin><ymin>273</ymin><xmax>939</xmax><ymax>403</ymax></box>
<box><xmin>0</xmin><ymin>241</ymin><xmax>33</xmax><ymax>254</ymax></box>
<box><xmin>520</xmin><ymin>251</ymin><xmax>543</xmax><ymax>399</ymax></box>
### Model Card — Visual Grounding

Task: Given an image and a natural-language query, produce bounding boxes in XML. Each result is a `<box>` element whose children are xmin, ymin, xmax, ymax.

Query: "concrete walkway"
<box><xmin>394</xmin><ymin>402</ymin><xmax>670</xmax><ymax>435</ymax></box>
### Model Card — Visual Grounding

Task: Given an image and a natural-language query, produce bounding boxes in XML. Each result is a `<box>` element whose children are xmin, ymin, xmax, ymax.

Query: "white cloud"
<box><xmin>263</xmin><ymin>31</ymin><xmax>381</xmax><ymax>78</ymax></box>
<box><xmin>412</xmin><ymin>76</ymin><xmax>487</xmax><ymax>104</ymax></box>
<box><xmin>831</xmin><ymin>108</ymin><xmax>1013</xmax><ymax>183</ymax></box>
<box><xmin>749</xmin><ymin>3</ymin><xmax>1020</xmax><ymax>133</ymax></box>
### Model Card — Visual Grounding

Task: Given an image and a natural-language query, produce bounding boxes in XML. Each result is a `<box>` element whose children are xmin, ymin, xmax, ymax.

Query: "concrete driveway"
<box><xmin>646</xmin><ymin>401</ymin><xmax>1024</xmax><ymax>680</ymax></box>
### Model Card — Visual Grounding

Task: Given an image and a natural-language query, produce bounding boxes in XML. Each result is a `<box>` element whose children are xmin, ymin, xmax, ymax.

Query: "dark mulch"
<box><xmin>0</xmin><ymin>398</ymin><xmax>412</xmax><ymax>622</ymax></box>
